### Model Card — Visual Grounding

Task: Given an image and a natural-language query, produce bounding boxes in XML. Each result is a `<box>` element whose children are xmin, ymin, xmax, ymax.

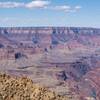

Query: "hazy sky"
<box><xmin>0</xmin><ymin>0</ymin><xmax>100</xmax><ymax>27</ymax></box>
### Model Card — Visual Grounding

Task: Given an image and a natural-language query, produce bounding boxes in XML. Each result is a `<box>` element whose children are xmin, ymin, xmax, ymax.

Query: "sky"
<box><xmin>0</xmin><ymin>0</ymin><xmax>100</xmax><ymax>27</ymax></box>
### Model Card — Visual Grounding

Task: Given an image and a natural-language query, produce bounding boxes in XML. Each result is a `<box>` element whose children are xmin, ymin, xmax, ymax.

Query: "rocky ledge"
<box><xmin>0</xmin><ymin>73</ymin><xmax>69</xmax><ymax>100</ymax></box>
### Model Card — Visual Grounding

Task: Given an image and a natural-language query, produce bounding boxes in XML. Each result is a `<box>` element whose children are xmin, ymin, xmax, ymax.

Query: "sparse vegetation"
<box><xmin>0</xmin><ymin>73</ymin><xmax>68</xmax><ymax>100</ymax></box>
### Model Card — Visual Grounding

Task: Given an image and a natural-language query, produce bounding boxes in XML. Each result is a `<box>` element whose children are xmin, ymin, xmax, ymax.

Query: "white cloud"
<box><xmin>75</xmin><ymin>6</ymin><xmax>82</xmax><ymax>10</ymax></box>
<box><xmin>0</xmin><ymin>2</ymin><xmax>24</xmax><ymax>8</ymax></box>
<box><xmin>48</xmin><ymin>5</ymin><xmax>81</xmax><ymax>12</ymax></box>
<box><xmin>0</xmin><ymin>0</ymin><xmax>50</xmax><ymax>8</ymax></box>
<box><xmin>0</xmin><ymin>0</ymin><xmax>81</xmax><ymax>12</ymax></box>
<box><xmin>26</xmin><ymin>0</ymin><xmax>50</xmax><ymax>8</ymax></box>
<box><xmin>51</xmin><ymin>5</ymin><xmax>71</xmax><ymax>11</ymax></box>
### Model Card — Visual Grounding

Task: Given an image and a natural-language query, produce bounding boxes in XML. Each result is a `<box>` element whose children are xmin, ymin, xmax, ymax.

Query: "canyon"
<box><xmin>0</xmin><ymin>27</ymin><xmax>100</xmax><ymax>100</ymax></box>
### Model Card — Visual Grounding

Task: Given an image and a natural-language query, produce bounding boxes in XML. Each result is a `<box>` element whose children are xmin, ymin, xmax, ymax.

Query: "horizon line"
<box><xmin>0</xmin><ymin>26</ymin><xmax>100</xmax><ymax>29</ymax></box>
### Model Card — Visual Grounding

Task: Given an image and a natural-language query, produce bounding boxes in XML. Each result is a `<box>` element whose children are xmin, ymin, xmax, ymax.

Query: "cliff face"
<box><xmin>0</xmin><ymin>27</ymin><xmax>100</xmax><ymax>99</ymax></box>
<box><xmin>0</xmin><ymin>27</ymin><xmax>100</xmax><ymax>48</ymax></box>
<box><xmin>0</xmin><ymin>27</ymin><xmax>100</xmax><ymax>60</ymax></box>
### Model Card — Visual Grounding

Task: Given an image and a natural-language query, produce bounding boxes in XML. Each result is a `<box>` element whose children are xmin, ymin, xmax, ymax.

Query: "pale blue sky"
<box><xmin>0</xmin><ymin>0</ymin><xmax>100</xmax><ymax>27</ymax></box>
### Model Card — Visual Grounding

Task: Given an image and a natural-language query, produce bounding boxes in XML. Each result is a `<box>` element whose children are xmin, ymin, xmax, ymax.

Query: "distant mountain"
<box><xmin>0</xmin><ymin>27</ymin><xmax>100</xmax><ymax>48</ymax></box>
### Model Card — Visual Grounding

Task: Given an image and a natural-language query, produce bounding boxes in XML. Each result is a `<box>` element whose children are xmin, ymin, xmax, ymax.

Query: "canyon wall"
<box><xmin>0</xmin><ymin>27</ymin><xmax>100</xmax><ymax>60</ymax></box>
<box><xmin>0</xmin><ymin>27</ymin><xmax>100</xmax><ymax>99</ymax></box>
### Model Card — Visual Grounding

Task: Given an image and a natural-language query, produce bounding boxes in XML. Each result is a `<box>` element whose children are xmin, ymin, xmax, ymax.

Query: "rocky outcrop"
<box><xmin>0</xmin><ymin>27</ymin><xmax>100</xmax><ymax>100</ymax></box>
<box><xmin>0</xmin><ymin>44</ymin><xmax>4</xmax><ymax>48</ymax></box>
<box><xmin>0</xmin><ymin>73</ymin><xmax>71</xmax><ymax>100</ymax></box>
<box><xmin>0</xmin><ymin>27</ymin><xmax>100</xmax><ymax>47</ymax></box>
<box><xmin>0</xmin><ymin>27</ymin><xmax>100</xmax><ymax>60</ymax></box>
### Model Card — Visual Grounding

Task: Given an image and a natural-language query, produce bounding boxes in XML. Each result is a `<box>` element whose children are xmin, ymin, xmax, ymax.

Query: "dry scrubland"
<box><xmin>0</xmin><ymin>73</ymin><xmax>70</xmax><ymax>100</ymax></box>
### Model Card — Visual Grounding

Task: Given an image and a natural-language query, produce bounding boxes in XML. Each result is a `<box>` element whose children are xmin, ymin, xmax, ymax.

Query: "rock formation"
<box><xmin>0</xmin><ymin>73</ymin><xmax>71</xmax><ymax>100</ymax></box>
<box><xmin>0</xmin><ymin>27</ymin><xmax>100</xmax><ymax>100</ymax></box>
